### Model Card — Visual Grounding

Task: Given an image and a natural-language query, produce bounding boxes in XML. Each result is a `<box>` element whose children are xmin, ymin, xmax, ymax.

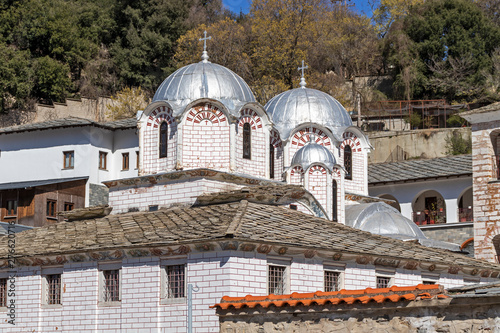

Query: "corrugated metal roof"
<box><xmin>0</xmin><ymin>117</ymin><xmax>136</xmax><ymax>135</ymax></box>
<box><xmin>0</xmin><ymin>176</ymin><xmax>88</xmax><ymax>191</ymax></box>
<box><xmin>368</xmin><ymin>155</ymin><xmax>472</xmax><ymax>184</ymax></box>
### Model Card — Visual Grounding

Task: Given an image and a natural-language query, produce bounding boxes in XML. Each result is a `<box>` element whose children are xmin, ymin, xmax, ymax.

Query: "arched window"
<box><xmin>269</xmin><ymin>143</ymin><xmax>275</xmax><ymax>179</ymax></box>
<box><xmin>332</xmin><ymin>180</ymin><xmax>338</xmax><ymax>222</ymax></box>
<box><xmin>344</xmin><ymin>145</ymin><xmax>352</xmax><ymax>180</ymax></box>
<box><xmin>159</xmin><ymin>122</ymin><xmax>168</xmax><ymax>158</ymax></box>
<box><xmin>243</xmin><ymin>123</ymin><xmax>251</xmax><ymax>159</ymax></box>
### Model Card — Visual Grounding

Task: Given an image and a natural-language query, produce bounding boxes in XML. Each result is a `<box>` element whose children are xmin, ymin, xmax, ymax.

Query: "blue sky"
<box><xmin>222</xmin><ymin>0</ymin><xmax>375</xmax><ymax>17</ymax></box>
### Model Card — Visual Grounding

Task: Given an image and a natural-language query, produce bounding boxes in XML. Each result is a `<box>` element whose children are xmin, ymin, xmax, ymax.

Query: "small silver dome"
<box><xmin>345</xmin><ymin>202</ymin><xmax>460</xmax><ymax>251</ymax></box>
<box><xmin>265</xmin><ymin>87</ymin><xmax>352</xmax><ymax>141</ymax></box>
<box><xmin>290</xmin><ymin>141</ymin><xmax>336</xmax><ymax>172</ymax></box>
<box><xmin>153</xmin><ymin>61</ymin><xmax>256</xmax><ymax>117</ymax></box>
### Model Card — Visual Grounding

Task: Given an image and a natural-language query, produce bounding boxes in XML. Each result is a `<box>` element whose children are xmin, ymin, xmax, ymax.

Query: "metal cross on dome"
<box><xmin>298</xmin><ymin>60</ymin><xmax>308</xmax><ymax>88</ymax></box>
<box><xmin>200</xmin><ymin>30</ymin><xmax>212</xmax><ymax>63</ymax></box>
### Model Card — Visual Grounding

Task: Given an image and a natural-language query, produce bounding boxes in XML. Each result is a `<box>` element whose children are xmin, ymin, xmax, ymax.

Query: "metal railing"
<box><xmin>412</xmin><ymin>209</ymin><xmax>446</xmax><ymax>225</ymax></box>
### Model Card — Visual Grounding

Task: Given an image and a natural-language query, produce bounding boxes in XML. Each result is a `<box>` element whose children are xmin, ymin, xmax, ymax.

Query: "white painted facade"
<box><xmin>0</xmin><ymin>124</ymin><xmax>138</xmax><ymax>206</ymax></box>
<box><xmin>0</xmin><ymin>250</ymin><xmax>490</xmax><ymax>332</ymax></box>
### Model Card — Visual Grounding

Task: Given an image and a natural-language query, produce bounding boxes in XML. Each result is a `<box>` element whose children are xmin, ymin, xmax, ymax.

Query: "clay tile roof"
<box><xmin>211</xmin><ymin>284</ymin><xmax>447</xmax><ymax>310</ymax></box>
<box><xmin>368</xmin><ymin>154</ymin><xmax>471</xmax><ymax>184</ymax></box>
<box><xmin>2</xmin><ymin>201</ymin><xmax>500</xmax><ymax>272</ymax></box>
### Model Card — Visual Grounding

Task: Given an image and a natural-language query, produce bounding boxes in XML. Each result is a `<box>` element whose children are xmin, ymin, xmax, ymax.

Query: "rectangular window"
<box><xmin>64</xmin><ymin>202</ymin><xmax>74</xmax><ymax>211</ymax></box>
<box><xmin>268</xmin><ymin>265</ymin><xmax>286</xmax><ymax>295</ymax></box>
<box><xmin>46</xmin><ymin>200</ymin><xmax>57</xmax><ymax>217</ymax></box>
<box><xmin>0</xmin><ymin>278</ymin><xmax>6</xmax><ymax>307</ymax></box>
<box><xmin>6</xmin><ymin>200</ymin><xmax>17</xmax><ymax>216</ymax></box>
<box><xmin>63</xmin><ymin>151</ymin><xmax>74</xmax><ymax>169</ymax></box>
<box><xmin>46</xmin><ymin>274</ymin><xmax>61</xmax><ymax>305</ymax></box>
<box><xmin>122</xmin><ymin>153</ymin><xmax>129</xmax><ymax>170</ymax></box>
<box><xmin>324</xmin><ymin>271</ymin><xmax>340</xmax><ymax>292</ymax></box>
<box><xmin>136</xmin><ymin>151</ymin><xmax>139</xmax><ymax>169</ymax></box>
<box><xmin>99</xmin><ymin>151</ymin><xmax>107</xmax><ymax>170</ymax></box>
<box><xmin>376</xmin><ymin>276</ymin><xmax>392</xmax><ymax>289</ymax></box>
<box><xmin>166</xmin><ymin>265</ymin><xmax>185</xmax><ymax>299</ymax></box>
<box><xmin>103</xmin><ymin>269</ymin><xmax>120</xmax><ymax>302</ymax></box>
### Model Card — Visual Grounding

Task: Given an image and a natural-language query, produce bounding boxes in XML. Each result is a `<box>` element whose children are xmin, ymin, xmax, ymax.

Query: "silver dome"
<box><xmin>290</xmin><ymin>141</ymin><xmax>336</xmax><ymax>172</ymax></box>
<box><xmin>153</xmin><ymin>61</ymin><xmax>256</xmax><ymax>117</ymax></box>
<box><xmin>345</xmin><ymin>202</ymin><xmax>460</xmax><ymax>252</ymax></box>
<box><xmin>265</xmin><ymin>87</ymin><xmax>352</xmax><ymax>141</ymax></box>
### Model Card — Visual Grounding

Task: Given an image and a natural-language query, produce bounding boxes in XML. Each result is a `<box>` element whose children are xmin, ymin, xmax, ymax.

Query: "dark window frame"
<box><xmin>46</xmin><ymin>274</ymin><xmax>62</xmax><ymax>305</ymax></box>
<box><xmin>0</xmin><ymin>278</ymin><xmax>6</xmax><ymax>307</ymax></box>
<box><xmin>243</xmin><ymin>123</ymin><xmax>251</xmax><ymax>159</ymax></box>
<box><xmin>64</xmin><ymin>202</ymin><xmax>74</xmax><ymax>211</ymax></box>
<box><xmin>324</xmin><ymin>270</ymin><xmax>340</xmax><ymax>292</ymax></box>
<box><xmin>268</xmin><ymin>265</ymin><xmax>286</xmax><ymax>295</ymax></box>
<box><xmin>159</xmin><ymin>122</ymin><xmax>168</xmax><ymax>158</ymax></box>
<box><xmin>332</xmin><ymin>180</ymin><xmax>338</xmax><ymax>222</ymax></box>
<box><xmin>103</xmin><ymin>269</ymin><xmax>120</xmax><ymax>302</ymax></box>
<box><xmin>269</xmin><ymin>143</ymin><xmax>275</xmax><ymax>179</ymax></box>
<box><xmin>344</xmin><ymin>145</ymin><xmax>352</xmax><ymax>180</ymax></box>
<box><xmin>46</xmin><ymin>199</ymin><xmax>57</xmax><ymax>218</ymax></box>
<box><xmin>166</xmin><ymin>264</ymin><xmax>186</xmax><ymax>299</ymax></box>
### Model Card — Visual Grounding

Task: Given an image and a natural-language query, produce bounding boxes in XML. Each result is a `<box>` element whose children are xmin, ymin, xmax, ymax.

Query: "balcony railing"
<box><xmin>458</xmin><ymin>207</ymin><xmax>473</xmax><ymax>222</ymax></box>
<box><xmin>413</xmin><ymin>209</ymin><xmax>446</xmax><ymax>225</ymax></box>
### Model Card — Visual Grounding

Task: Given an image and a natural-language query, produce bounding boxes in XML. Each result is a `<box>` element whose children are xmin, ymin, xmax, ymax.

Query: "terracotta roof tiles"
<box><xmin>211</xmin><ymin>284</ymin><xmax>446</xmax><ymax>310</ymax></box>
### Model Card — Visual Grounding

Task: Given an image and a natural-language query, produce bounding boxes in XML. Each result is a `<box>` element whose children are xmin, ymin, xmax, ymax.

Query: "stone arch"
<box><xmin>143</xmin><ymin>105</ymin><xmax>177</xmax><ymax>174</ymax></box>
<box><xmin>378</xmin><ymin>194</ymin><xmax>401</xmax><ymax>212</ymax></box>
<box><xmin>289</xmin><ymin>126</ymin><xmax>335</xmax><ymax>162</ymax></box>
<box><xmin>412</xmin><ymin>190</ymin><xmax>446</xmax><ymax>225</ymax></box>
<box><xmin>236</xmin><ymin>108</ymin><xmax>266</xmax><ymax>177</ymax></box>
<box><xmin>182</xmin><ymin>102</ymin><xmax>230</xmax><ymax>170</ymax></box>
<box><xmin>457</xmin><ymin>187</ymin><xmax>473</xmax><ymax>222</ymax></box>
<box><xmin>289</xmin><ymin>166</ymin><xmax>304</xmax><ymax>185</ymax></box>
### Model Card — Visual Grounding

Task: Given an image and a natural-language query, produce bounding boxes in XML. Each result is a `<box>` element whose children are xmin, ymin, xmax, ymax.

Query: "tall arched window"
<box><xmin>159</xmin><ymin>122</ymin><xmax>168</xmax><ymax>158</ymax></box>
<box><xmin>269</xmin><ymin>143</ymin><xmax>275</xmax><ymax>179</ymax></box>
<box><xmin>243</xmin><ymin>123</ymin><xmax>251</xmax><ymax>159</ymax></box>
<box><xmin>344</xmin><ymin>145</ymin><xmax>352</xmax><ymax>180</ymax></box>
<box><xmin>332</xmin><ymin>180</ymin><xmax>338</xmax><ymax>222</ymax></box>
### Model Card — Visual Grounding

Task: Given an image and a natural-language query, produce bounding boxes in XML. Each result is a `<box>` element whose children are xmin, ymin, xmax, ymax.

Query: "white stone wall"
<box><xmin>341</xmin><ymin>131</ymin><xmax>368</xmax><ymax>196</ymax></box>
<box><xmin>0</xmin><ymin>251</ymin><xmax>492</xmax><ymax>332</ymax></box>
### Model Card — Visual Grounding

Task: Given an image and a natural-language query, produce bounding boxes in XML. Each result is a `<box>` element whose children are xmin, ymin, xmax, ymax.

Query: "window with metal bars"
<box><xmin>243</xmin><ymin>123</ymin><xmax>251</xmax><ymax>159</ymax></box>
<box><xmin>103</xmin><ymin>269</ymin><xmax>120</xmax><ymax>302</ymax></box>
<box><xmin>376</xmin><ymin>276</ymin><xmax>391</xmax><ymax>288</ymax></box>
<box><xmin>46</xmin><ymin>274</ymin><xmax>61</xmax><ymax>305</ymax></box>
<box><xmin>268</xmin><ymin>265</ymin><xmax>286</xmax><ymax>295</ymax></box>
<box><xmin>159</xmin><ymin>122</ymin><xmax>168</xmax><ymax>158</ymax></box>
<box><xmin>166</xmin><ymin>265</ymin><xmax>185</xmax><ymax>298</ymax></box>
<box><xmin>344</xmin><ymin>145</ymin><xmax>352</xmax><ymax>180</ymax></box>
<box><xmin>324</xmin><ymin>271</ymin><xmax>340</xmax><ymax>292</ymax></box>
<box><xmin>0</xmin><ymin>278</ymin><xmax>6</xmax><ymax>307</ymax></box>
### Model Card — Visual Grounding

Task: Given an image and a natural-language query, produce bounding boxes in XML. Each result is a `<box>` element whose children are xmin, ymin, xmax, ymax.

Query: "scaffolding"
<box><xmin>356</xmin><ymin>100</ymin><xmax>471</xmax><ymax>132</ymax></box>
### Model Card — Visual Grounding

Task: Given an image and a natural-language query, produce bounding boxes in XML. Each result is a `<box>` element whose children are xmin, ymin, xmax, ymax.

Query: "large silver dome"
<box><xmin>290</xmin><ymin>141</ymin><xmax>336</xmax><ymax>172</ymax></box>
<box><xmin>265</xmin><ymin>87</ymin><xmax>352</xmax><ymax>141</ymax></box>
<box><xmin>345</xmin><ymin>202</ymin><xmax>460</xmax><ymax>252</ymax></box>
<box><xmin>153</xmin><ymin>61</ymin><xmax>256</xmax><ymax>117</ymax></box>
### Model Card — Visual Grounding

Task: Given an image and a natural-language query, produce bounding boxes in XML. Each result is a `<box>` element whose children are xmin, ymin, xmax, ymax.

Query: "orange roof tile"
<box><xmin>211</xmin><ymin>284</ymin><xmax>447</xmax><ymax>310</ymax></box>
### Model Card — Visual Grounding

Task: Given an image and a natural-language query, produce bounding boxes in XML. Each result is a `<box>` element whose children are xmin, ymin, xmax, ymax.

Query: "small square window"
<box><xmin>102</xmin><ymin>269</ymin><xmax>120</xmax><ymax>302</ymax></box>
<box><xmin>63</xmin><ymin>151</ymin><xmax>74</xmax><ymax>169</ymax></box>
<box><xmin>122</xmin><ymin>153</ymin><xmax>129</xmax><ymax>171</ymax></box>
<box><xmin>99</xmin><ymin>151</ymin><xmax>107</xmax><ymax>170</ymax></box>
<box><xmin>324</xmin><ymin>270</ymin><xmax>340</xmax><ymax>292</ymax></box>
<box><xmin>166</xmin><ymin>265</ymin><xmax>185</xmax><ymax>299</ymax></box>
<box><xmin>0</xmin><ymin>278</ymin><xmax>6</xmax><ymax>307</ymax></box>
<box><xmin>376</xmin><ymin>276</ymin><xmax>392</xmax><ymax>288</ymax></box>
<box><xmin>268</xmin><ymin>265</ymin><xmax>286</xmax><ymax>295</ymax></box>
<box><xmin>46</xmin><ymin>200</ymin><xmax>57</xmax><ymax>218</ymax></box>
<box><xmin>46</xmin><ymin>274</ymin><xmax>62</xmax><ymax>305</ymax></box>
<box><xmin>64</xmin><ymin>202</ymin><xmax>74</xmax><ymax>211</ymax></box>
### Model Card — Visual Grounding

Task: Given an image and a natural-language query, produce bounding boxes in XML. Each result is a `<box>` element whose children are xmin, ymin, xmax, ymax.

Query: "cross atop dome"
<box><xmin>200</xmin><ymin>30</ymin><xmax>212</xmax><ymax>63</ymax></box>
<box><xmin>298</xmin><ymin>60</ymin><xmax>308</xmax><ymax>88</ymax></box>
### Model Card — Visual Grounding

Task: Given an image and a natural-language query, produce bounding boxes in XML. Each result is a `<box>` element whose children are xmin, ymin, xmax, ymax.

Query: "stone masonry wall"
<box><xmin>421</xmin><ymin>224</ymin><xmax>473</xmax><ymax>247</ymax></box>
<box><xmin>218</xmin><ymin>298</ymin><xmax>500</xmax><ymax>333</ymax></box>
<box><xmin>471</xmin><ymin>120</ymin><xmax>500</xmax><ymax>261</ymax></box>
<box><xmin>89</xmin><ymin>183</ymin><xmax>109</xmax><ymax>207</ymax></box>
<box><xmin>235</xmin><ymin>108</ymin><xmax>266</xmax><ymax>178</ymax></box>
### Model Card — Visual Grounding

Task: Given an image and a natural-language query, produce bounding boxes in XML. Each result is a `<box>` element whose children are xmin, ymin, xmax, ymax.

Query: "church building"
<box><xmin>0</xmin><ymin>37</ymin><xmax>499</xmax><ymax>332</ymax></box>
